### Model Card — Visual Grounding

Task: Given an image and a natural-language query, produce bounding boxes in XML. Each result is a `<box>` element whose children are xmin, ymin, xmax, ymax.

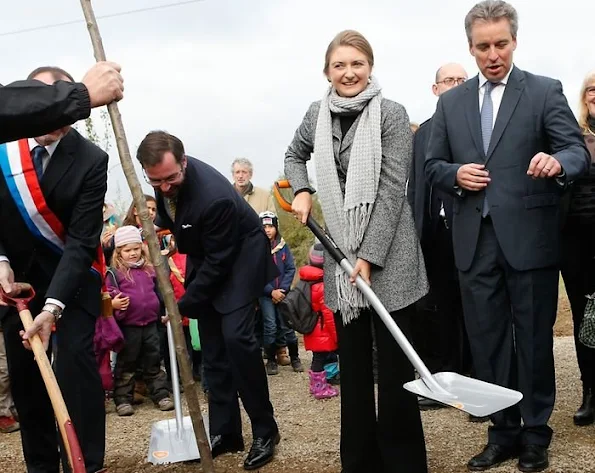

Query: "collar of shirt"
<box><xmin>28</xmin><ymin>137</ymin><xmax>61</xmax><ymax>157</ymax></box>
<box><xmin>478</xmin><ymin>64</ymin><xmax>514</xmax><ymax>89</ymax></box>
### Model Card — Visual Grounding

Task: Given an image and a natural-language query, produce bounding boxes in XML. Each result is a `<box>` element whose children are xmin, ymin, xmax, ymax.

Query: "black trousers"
<box><xmin>198</xmin><ymin>301</ymin><xmax>277</xmax><ymax>439</ymax></box>
<box><xmin>334</xmin><ymin>306</ymin><xmax>427</xmax><ymax>473</ymax></box>
<box><xmin>114</xmin><ymin>323</ymin><xmax>169</xmax><ymax>406</ymax></box>
<box><xmin>2</xmin><ymin>303</ymin><xmax>105</xmax><ymax>473</ymax></box>
<box><xmin>413</xmin><ymin>219</ymin><xmax>470</xmax><ymax>374</ymax></box>
<box><xmin>560</xmin><ymin>218</ymin><xmax>595</xmax><ymax>391</ymax></box>
<box><xmin>459</xmin><ymin>219</ymin><xmax>558</xmax><ymax>447</ymax></box>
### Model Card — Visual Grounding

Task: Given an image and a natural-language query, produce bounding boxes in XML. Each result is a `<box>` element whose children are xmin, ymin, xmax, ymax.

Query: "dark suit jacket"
<box><xmin>425</xmin><ymin>66</ymin><xmax>590</xmax><ymax>272</ymax></box>
<box><xmin>155</xmin><ymin>156</ymin><xmax>278</xmax><ymax>315</ymax></box>
<box><xmin>0</xmin><ymin>129</ymin><xmax>108</xmax><ymax>319</ymax></box>
<box><xmin>0</xmin><ymin>80</ymin><xmax>91</xmax><ymax>144</ymax></box>
<box><xmin>407</xmin><ymin>117</ymin><xmax>453</xmax><ymax>240</ymax></box>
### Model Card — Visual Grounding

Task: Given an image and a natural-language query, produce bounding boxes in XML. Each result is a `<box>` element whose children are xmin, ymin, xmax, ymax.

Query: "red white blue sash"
<box><xmin>0</xmin><ymin>139</ymin><xmax>104</xmax><ymax>278</ymax></box>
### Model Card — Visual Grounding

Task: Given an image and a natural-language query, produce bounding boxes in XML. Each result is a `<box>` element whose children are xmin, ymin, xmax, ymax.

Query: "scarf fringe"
<box><xmin>336</xmin><ymin>269</ymin><xmax>369</xmax><ymax>325</ymax></box>
<box><xmin>345</xmin><ymin>203</ymin><xmax>373</xmax><ymax>253</ymax></box>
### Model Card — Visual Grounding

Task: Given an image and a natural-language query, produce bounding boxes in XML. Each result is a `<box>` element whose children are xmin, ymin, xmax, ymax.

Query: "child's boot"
<box><xmin>309</xmin><ymin>370</ymin><xmax>339</xmax><ymax>400</ymax></box>
<box><xmin>287</xmin><ymin>341</ymin><xmax>304</xmax><ymax>372</ymax></box>
<box><xmin>265</xmin><ymin>345</ymin><xmax>279</xmax><ymax>375</ymax></box>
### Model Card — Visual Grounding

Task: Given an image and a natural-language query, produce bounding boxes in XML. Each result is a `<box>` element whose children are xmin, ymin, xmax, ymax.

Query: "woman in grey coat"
<box><xmin>284</xmin><ymin>30</ymin><xmax>428</xmax><ymax>473</ymax></box>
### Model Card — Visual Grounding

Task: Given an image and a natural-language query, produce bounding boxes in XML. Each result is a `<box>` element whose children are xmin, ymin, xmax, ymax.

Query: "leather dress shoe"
<box><xmin>518</xmin><ymin>445</ymin><xmax>548</xmax><ymax>472</ymax></box>
<box><xmin>467</xmin><ymin>444</ymin><xmax>518</xmax><ymax>471</ymax></box>
<box><xmin>210</xmin><ymin>433</ymin><xmax>245</xmax><ymax>459</ymax></box>
<box><xmin>573</xmin><ymin>388</ymin><xmax>594</xmax><ymax>426</ymax></box>
<box><xmin>243</xmin><ymin>432</ymin><xmax>280</xmax><ymax>470</ymax></box>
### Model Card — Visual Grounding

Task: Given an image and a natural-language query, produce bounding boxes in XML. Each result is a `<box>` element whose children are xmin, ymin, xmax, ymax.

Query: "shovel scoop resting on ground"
<box><xmin>273</xmin><ymin>180</ymin><xmax>522</xmax><ymax>417</ymax></box>
<box><xmin>0</xmin><ymin>283</ymin><xmax>86</xmax><ymax>473</ymax></box>
<box><xmin>147</xmin><ymin>320</ymin><xmax>209</xmax><ymax>464</ymax></box>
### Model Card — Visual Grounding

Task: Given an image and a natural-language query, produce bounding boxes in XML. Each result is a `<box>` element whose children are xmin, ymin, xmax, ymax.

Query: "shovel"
<box><xmin>147</xmin><ymin>320</ymin><xmax>208</xmax><ymax>464</ymax></box>
<box><xmin>0</xmin><ymin>283</ymin><xmax>85</xmax><ymax>473</ymax></box>
<box><xmin>273</xmin><ymin>180</ymin><xmax>523</xmax><ymax>417</ymax></box>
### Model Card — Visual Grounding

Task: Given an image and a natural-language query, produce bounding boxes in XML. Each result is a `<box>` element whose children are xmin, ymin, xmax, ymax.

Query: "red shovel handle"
<box><xmin>0</xmin><ymin>283</ymin><xmax>36</xmax><ymax>311</ymax></box>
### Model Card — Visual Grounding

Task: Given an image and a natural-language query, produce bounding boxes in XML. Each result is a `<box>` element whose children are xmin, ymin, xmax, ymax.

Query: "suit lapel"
<box><xmin>463</xmin><ymin>76</ymin><xmax>485</xmax><ymax>159</ymax></box>
<box><xmin>41</xmin><ymin>130</ymin><xmax>76</xmax><ymax>196</ymax></box>
<box><xmin>486</xmin><ymin>67</ymin><xmax>525</xmax><ymax>162</ymax></box>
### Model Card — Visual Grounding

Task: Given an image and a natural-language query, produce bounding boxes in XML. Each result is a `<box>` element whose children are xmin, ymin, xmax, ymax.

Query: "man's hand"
<box><xmin>111</xmin><ymin>293</ymin><xmax>129</xmax><ymax>311</ymax></box>
<box><xmin>350</xmin><ymin>258</ymin><xmax>371</xmax><ymax>286</ymax></box>
<box><xmin>0</xmin><ymin>261</ymin><xmax>15</xmax><ymax>306</ymax></box>
<box><xmin>81</xmin><ymin>61</ymin><xmax>124</xmax><ymax>108</ymax></box>
<box><xmin>456</xmin><ymin>163</ymin><xmax>491</xmax><ymax>191</ymax></box>
<box><xmin>20</xmin><ymin>311</ymin><xmax>55</xmax><ymax>351</ymax></box>
<box><xmin>527</xmin><ymin>152</ymin><xmax>562</xmax><ymax>179</ymax></box>
<box><xmin>271</xmin><ymin>289</ymin><xmax>286</xmax><ymax>304</ymax></box>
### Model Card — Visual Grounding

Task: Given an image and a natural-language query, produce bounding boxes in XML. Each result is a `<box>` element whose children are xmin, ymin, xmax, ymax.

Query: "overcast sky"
<box><xmin>1</xmin><ymin>0</ymin><xmax>590</xmax><ymax>206</ymax></box>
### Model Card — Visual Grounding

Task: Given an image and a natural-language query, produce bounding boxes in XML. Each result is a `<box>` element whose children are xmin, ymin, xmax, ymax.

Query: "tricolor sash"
<box><xmin>0</xmin><ymin>139</ymin><xmax>105</xmax><ymax>279</ymax></box>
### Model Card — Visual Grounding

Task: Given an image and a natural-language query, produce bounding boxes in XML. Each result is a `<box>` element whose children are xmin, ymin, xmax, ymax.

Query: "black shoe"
<box><xmin>418</xmin><ymin>397</ymin><xmax>446</xmax><ymax>411</ymax></box>
<box><xmin>469</xmin><ymin>414</ymin><xmax>490</xmax><ymax>423</ymax></box>
<box><xmin>518</xmin><ymin>445</ymin><xmax>548</xmax><ymax>472</ymax></box>
<box><xmin>243</xmin><ymin>432</ymin><xmax>280</xmax><ymax>470</ymax></box>
<box><xmin>210</xmin><ymin>433</ymin><xmax>245</xmax><ymax>459</ymax></box>
<box><xmin>266</xmin><ymin>359</ymin><xmax>279</xmax><ymax>375</ymax></box>
<box><xmin>573</xmin><ymin>388</ymin><xmax>594</xmax><ymax>426</ymax></box>
<box><xmin>467</xmin><ymin>444</ymin><xmax>518</xmax><ymax>471</ymax></box>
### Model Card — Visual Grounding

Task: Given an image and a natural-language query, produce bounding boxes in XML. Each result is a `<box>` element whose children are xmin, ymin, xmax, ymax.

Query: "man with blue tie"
<box><xmin>425</xmin><ymin>1</ymin><xmax>590</xmax><ymax>471</ymax></box>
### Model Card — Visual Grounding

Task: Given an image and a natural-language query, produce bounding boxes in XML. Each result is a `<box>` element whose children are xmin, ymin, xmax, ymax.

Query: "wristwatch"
<box><xmin>42</xmin><ymin>304</ymin><xmax>63</xmax><ymax>321</ymax></box>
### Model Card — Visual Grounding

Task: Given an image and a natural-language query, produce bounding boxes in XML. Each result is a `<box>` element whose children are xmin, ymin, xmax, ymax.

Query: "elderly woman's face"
<box><xmin>585</xmin><ymin>79</ymin><xmax>595</xmax><ymax>118</ymax></box>
<box><xmin>326</xmin><ymin>46</ymin><xmax>372</xmax><ymax>98</ymax></box>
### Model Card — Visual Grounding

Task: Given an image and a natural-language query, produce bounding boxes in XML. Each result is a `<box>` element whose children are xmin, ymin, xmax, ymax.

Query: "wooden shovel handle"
<box><xmin>19</xmin><ymin>308</ymin><xmax>86</xmax><ymax>473</ymax></box>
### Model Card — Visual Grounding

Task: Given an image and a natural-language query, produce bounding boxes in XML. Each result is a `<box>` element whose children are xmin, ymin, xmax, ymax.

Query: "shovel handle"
<box><xmin>272</xmin><ymin>180</ymin><xmax>448</xmax><ymax>395</ymax></box>
<box><xmin>19</xmin><ymin>309</ymin><xmax>86</xmax><ymax>473</ymax></box>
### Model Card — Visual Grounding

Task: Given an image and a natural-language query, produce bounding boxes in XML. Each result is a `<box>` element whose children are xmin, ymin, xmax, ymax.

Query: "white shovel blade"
<box><xmin>147</xmin><ymin>415</ymin><xmax>209</xmax><ymax>464</ymax></box>
<box><xmin>404</xmin><ymin>372</ymin><xmax>523</xmax><ymax>417</ymax></box>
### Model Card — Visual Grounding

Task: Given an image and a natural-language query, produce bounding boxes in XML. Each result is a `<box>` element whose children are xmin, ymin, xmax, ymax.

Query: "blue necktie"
<box><xmin>31</xmin><ymin>146</ymin><xmax>47</xmax><ymax>181</ymax></box>
<box><xmin>481</xmin><ymin>81</ymin><xmax>497</xmax><ymax>217</ymax></box>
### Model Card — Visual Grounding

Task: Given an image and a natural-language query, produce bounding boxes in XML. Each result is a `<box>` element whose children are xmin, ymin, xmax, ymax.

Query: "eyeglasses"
<box><xmin>436</xmin><ymin>77</ymin><xmax>467</xmax><ymax>86</ymax></box>
<box><xmin>586</xmin><ymin>87</ymin><xmax>595</xmax><ymax>97</ymax></box>
<box><xmin>142</xmin><ymin>167</ymin><xmax>184</xmax><ymax>187</ymax></box>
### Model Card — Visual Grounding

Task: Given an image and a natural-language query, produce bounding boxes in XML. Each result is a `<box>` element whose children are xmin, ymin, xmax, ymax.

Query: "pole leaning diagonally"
<box><xmin>78</xmin><ymin>2</ymin><xmax>215</xmax><ymax>471</ymax></box>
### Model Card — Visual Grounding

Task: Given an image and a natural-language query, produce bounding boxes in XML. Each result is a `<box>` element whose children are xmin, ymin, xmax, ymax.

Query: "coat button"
<box><xmin>476</xmin><ymin>207</ymin><xmax>481</xmax><ymax>212</ymax></box>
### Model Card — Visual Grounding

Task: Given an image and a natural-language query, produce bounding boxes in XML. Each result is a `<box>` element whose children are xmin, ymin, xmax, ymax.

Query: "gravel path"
<box><xmin>1</xmin><ymin>336</ymin><xmax>593</xmax><ymax>473</ymax></box>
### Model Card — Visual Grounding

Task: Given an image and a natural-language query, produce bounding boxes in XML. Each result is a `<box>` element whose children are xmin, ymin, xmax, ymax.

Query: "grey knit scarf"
<box><xmin>314</xmin><ymin>77</ymin><xmax>382</xmax><ymax>324</ymax></box>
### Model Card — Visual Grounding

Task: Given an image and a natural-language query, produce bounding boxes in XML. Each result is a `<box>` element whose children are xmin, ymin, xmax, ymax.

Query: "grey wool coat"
<box><xmin>284</xmin><ymin>98</ymin><xmax>428</xmax><ymax>314</ymax></box>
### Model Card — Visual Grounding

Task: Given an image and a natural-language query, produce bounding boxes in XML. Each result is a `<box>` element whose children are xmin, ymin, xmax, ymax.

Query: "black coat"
<box><xmin>0</xmin><ymin>128</ymin><xmax>108</xmax><ymax>319</ymax></box>
<box><xmin>0</xmin><ymin>80</ymin><xmax>91</xmax><ymax>144</ymax></box>
<box><xmin>156</xmin><ymin>156</ymin><xmax>278</xmax><ymax>315</ymax></box>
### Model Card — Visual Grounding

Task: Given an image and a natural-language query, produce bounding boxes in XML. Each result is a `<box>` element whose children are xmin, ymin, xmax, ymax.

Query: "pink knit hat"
<box><xmin>114</xmin><ymin>225</ymin><xmax>142</xmax><ymax>248</ymax></box>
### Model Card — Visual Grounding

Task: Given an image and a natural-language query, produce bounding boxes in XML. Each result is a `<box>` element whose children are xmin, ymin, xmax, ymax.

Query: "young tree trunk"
<box><xmin>79</xmin><ymin>2</ymin><xmax>214</xmax><ymax>471</ymax></box>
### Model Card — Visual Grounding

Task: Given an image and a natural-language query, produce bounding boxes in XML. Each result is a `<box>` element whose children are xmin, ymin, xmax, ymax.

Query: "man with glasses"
<box><xmin>408</xmin><ymin>63</ymin><xmax>470</xmax><ymax>413</ymax></box>
<box><xmin>137</xmin><ymin>131</ymin><xmax>280</xmax><ymax>471</ymax></box>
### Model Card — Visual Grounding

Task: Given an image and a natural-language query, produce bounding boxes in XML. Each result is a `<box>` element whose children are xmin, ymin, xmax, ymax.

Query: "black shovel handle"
<box><xmin>273</xmin><ymin>180</ymin><xmax>345</xmax><ymax>264</ymax></box>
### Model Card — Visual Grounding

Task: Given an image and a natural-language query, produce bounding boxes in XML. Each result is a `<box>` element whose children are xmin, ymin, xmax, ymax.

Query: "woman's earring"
<box><xmin>368</xmin><ymin>76</ymin><xmax>372</xmax><ymax>84</ymax></box>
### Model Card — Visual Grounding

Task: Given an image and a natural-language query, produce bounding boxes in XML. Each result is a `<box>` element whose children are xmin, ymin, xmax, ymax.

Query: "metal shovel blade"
<box><xmin>147</xmin><ymin>414</ymin><xmax>209</xmax><ymax>464</ymax></box>
<box><xmin>404</xmin><ymin>372</ymin><xmax>523</xmax><ymax>417</ymax></box>
<box><xmin>147</xmin><ymin>321</ymin><xmax>209</xmax><ymax>464</ymax></box>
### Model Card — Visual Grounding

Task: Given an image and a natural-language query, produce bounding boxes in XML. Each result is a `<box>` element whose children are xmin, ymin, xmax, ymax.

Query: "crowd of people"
<box><xmin>0</xmin><ymin>1</ymin><xmax>594</xmax><ymax>472</ymax></box>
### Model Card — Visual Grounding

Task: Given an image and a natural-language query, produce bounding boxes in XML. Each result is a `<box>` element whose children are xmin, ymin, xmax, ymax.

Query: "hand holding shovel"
<box><xmin>0</xmin><ymin>283</ymin><xmax>86</xmax><ymax>473</ymax></box>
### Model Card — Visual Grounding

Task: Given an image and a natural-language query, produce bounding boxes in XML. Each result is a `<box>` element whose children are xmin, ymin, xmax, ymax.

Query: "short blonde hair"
<box><xmin>323</xmin><ymin>30</ymin><xmax>374</xmax><ymax>75</ymax></box>
<box><xmin>578</xmin><ymin>70</ymin><xmax>595</xmax><ymax>134</ymax></box>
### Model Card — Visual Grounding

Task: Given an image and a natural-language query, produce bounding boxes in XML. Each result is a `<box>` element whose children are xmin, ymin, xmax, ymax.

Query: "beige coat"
<box><xmin>244</xmin><ymin>185</ymin><xmax>275</xmax><ymax>215</ymax></box>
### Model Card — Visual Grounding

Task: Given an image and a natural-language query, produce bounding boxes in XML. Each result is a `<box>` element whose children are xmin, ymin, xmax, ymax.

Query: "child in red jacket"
<box><xmin>301</xmin><ymin>243</ymin><xmax>339</xmax><ymax>399</ymax></box>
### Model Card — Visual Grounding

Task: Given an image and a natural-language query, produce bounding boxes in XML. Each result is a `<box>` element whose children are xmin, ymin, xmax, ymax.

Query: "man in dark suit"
<box><xmin>136</xmin><ymin>131</ymin><xmax>279</xmax><ymax>471</ymax></box>
<box><xmin>408</xmin><ymin>64</ymin><xmax>470</xmax><ymax>411</ymax></box>
<box><xmin>0</xmin><ymin>61</ymin><xmax>124</xmax><ymax>144</ymax></box>
<box><xmin>0</xmin><ymin>67</ymin><xmax>108</xmax><ymax>473</ymax></box>
<box><xmin>425</xmin><ymin>2</ymin><xmax>590</xmax><ymax>471</ymax></box>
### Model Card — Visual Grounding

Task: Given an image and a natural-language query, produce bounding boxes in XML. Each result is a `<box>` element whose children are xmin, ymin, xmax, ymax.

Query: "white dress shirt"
<box><xmin>0</xmin><ymin>138</ymin><xmax>65</xmax><ymax>310</ymax></box>
<box><xmin>478</xmin><ymin>65</ymin><xmax>514</xmax><ymax>126</ymax></box>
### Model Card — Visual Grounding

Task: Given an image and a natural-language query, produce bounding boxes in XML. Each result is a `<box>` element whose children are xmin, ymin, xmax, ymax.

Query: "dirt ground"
<box><xmin>1</xmin><ymin>283</ymin><xmax>593</xmax><ymax>473</ymax></box>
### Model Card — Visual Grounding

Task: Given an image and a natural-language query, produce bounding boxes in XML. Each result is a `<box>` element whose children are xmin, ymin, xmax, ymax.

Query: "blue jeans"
<box><xmin>259</xmin><ymin>296</ymin><xmax>297</xmax><ymax>347</ymax></box>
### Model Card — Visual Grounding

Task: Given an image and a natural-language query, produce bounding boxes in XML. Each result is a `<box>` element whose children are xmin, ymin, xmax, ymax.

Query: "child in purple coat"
<box><xmin>106</xmin><ymin>226</ymin><xmax>173</xmax><ymax>416</ymax></box>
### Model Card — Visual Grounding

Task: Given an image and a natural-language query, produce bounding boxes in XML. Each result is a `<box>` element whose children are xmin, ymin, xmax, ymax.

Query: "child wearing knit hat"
<box><xmin>106</xmin><ymin>226</ymin><xmax>174</xmax><ymax>416</ymax></box>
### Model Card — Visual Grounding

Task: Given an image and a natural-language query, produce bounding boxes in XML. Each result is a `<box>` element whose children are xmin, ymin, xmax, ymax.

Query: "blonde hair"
<box><xmin>578</xmin><ymin>70</ymin><xmax>595</xmax><ymax>134</ymax></box>
<box><xmin>323</xmin><ymin>30</ymin><xmax>374</xmax><ymax>75</ymax></box>
<box><xmin>110</xmin><ymin>243</ymin><xmax>153</xmax><ymax>281</ymax></box>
